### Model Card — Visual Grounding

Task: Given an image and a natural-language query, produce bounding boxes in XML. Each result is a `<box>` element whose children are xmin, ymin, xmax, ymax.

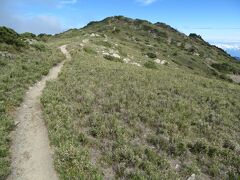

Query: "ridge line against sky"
<box><xmin>0</xmin><ymin>0</ymin><xmax>240</xmax><ymax>55</ymax></box>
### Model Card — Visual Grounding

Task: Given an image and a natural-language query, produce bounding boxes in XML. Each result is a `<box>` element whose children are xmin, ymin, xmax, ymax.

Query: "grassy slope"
<box><xmin>41</xmin><ymin>38</ymin><xmax>240</xmax><ymax>179</ymax></box>
<box><xmin>1</xmin><ymin>16</ymin><xmax>239</xmax><ymax>179</ymax></box>
<box><xmin>57</xmin><ymin>16</ymin><xmax>240</xmax><ymax>82</ymax></box>
<box><xmin>0</xmin><ymin>43</ymin><xmax>64</xmax><ymax>179</ymax></box>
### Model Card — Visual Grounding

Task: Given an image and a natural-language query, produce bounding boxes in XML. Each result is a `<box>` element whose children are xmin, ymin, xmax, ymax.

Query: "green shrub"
<box><xmin>223</xmin><ymin>140</ymin><xmax>235</xmax><ymax>150</ymax></box>
<box><xmin>134</xmin><ymin>19</ymin><xmax>149</xmax><ymax>26</ymax></box>
<box><xmin>87</xmin><ymin>21</ymin><xmax>98</xmax><ymax>26</ymax></box>
<box><xmin>189</xmin><ymin>33</ymin><xmax>202</xmax><ymax>39</ymax></box>
<box><xmin>188</xmin><ymin>140</ymin><xmax>208</xmax><ymax>154</ymax></box>
<box><xmin>219</xmin><ymin>74</ymin><xmax>233</xmax><ymax>82</ymax></box>
<box><xmin>227</xmin><ymin>171</ymin><xmax>239</xmax><ymax>180</ymax></box>
<box><xmin>208</xmin><ymin>164</ymin><xmax>220</xmax><ymax>177</ymax></box>
<box><xmin>112</xmin><ymin>27</ymin><xmax>121</xmax><ymax>33</ymax></box>
<box><xmin>207</xmin><ymin>146</ymin><xmax>218</xmax><ymax>157</ymax></box>
<box><xmin>83</xmin><ymin>47</ymin><xmax>97</xmax><ymax>54</ymax></box>
<box><xmin>21</xmin><ymin>32</ymin><xmax>36</xmax><ymax>39</ymax></box>
<box><xmin>0</xmin><ymin>26</ymin><xmax>26</xmax><ymax>48</ymax></box>
<box><xmin>147</xmin><ymin>135</ymin><xmax>169</xmax><ymax>150</ymax></box>
<box><xmin>96</xmin><ymin>41</ymin><xmax>112</xmax><ymax>48</ymax></box>
<box><xmin>157</xmin><ymin>30</ymin><xmax>168</xmax><ymax>38</ymax></box>
<box><xmin>37</xmin><ymin>33</ymin><xmax>52</xmax><ymax>42</ymax></box>
<box><xmin>32</xmin><ymin>43</ymin><xmax>47</xmax><ymax>51</ymax></box>
<box><xmin>142</xmin><ymin>24</ymin><xmax>153</xmax><ymax>31</ymax></box>
<box><xmin>187</xmin><ymin>47</ymin><xmax>195</xmax><ymax>53</ymax></box>
<box><xmin>144</xmin><ymin>61</ymin><xmax>158</xmax><ymax>69</ymax></box>
<box><xmin>172</xmin><ymin>52</ymin><xmax>178</xmax><ymax>56</ymax></box>
<box><xmin>212</xmin><ymin>63</ymin><xmax>238</xmax><ymax>74</ymax></box>
<box><xmin>103</xmin><ymin>55</ymin><xmax>123</xmax><ymax>63</ymax></box>
<box><xmin>169</xmin><ymin>142</ymin><xmax>187</xmax><ymax>156</ymax></box>
<box><xmin>146</xmin><ymin>52</ymin><xmax>157</xmax><ymax>59</ymax></box>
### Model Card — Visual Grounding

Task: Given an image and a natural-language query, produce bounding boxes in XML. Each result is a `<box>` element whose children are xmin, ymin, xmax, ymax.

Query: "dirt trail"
<box><xmin>8</xmin><ymin>45</ymin><xmax>70</xmax><ymax>180</ymax></box>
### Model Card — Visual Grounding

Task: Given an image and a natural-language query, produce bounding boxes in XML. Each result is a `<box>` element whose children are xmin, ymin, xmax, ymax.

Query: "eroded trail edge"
<box><xmin>8</xmin><ymin>45</ymin><xmax>70</xmax><ymax>180</ymax></box>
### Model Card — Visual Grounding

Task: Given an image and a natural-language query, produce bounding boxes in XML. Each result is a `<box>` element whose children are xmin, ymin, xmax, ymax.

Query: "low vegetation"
<box><xmin>1</xmin><ymin>16</ymin><xmax>240</xmax><ymax>179</ymax></box>
<box><xmin>144</xmin><ymin>61</ymin><xmax>158</xmax><ymax>69</ymax></box>
<box><xmin>146</xmin><ymin>52</ymin><xmax>157</xmax><ymax>59</ymax></box>
<box><xmin>42</xmin><ymin>43</ymin><xmax>240</xmax><ymax>179</ymax></box>
<box><xmin>103</xmin><ymin>54</ymin><xmax>123</xmax><ymax>63</ymax></box>
<box><xmin>211</xmin><ymin>62</ymin><xmax>240</xmax><ymax>74</ymax></box>
<box><xmin>0</xmin><ymin>26</ymin><xmax>26</xmax><ymax>49</ymax></box>
<box><xmin>41</xmin><ymin>17</ymin><xmax>240</xmax><ymax>178</ymax></box>
<box><xmin>32</xmin><ymin>43</ymin><xmax>47</xmax><ymax>51</ymax></box>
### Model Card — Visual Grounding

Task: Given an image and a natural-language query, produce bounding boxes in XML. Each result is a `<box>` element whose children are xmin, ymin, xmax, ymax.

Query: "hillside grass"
<box><xmin>81</xmin><ymin>16</ymin><xmax>240</xmax><ymax>80</ymax></box>
<box><xmin>41</xmin><ymin>48</ymin><xmax>240</xmax><ymax>179</ymax></box>
<box><xmin>0</xmin><ymin>44</ymin><xmax>64</xmax><ymax>179</ymax></box>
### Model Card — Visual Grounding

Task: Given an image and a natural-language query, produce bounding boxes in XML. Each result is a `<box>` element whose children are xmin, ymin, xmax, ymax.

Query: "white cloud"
<box><xmin>24</xmin><ymin>15</ymin><xmax>63</xmax><ymax>34</ymax></box>
<box><xmin>0</xmin><ymin>0</ymin><xmax>66</xmax><ymax>34</ymax></box>
<box><xmin>60</xmin><ymin>0</ymin><xmax>77</xmax><ymax>5</ymax></box>
<box><xmin>213</xmin><ymin>43</ymin><xmax>240</xmax><ymax>51</ymax></box>
<box><xmin>0</xmin><ymin>11</ymin><xmax>63</xmax><ymax>34</ymax></box>
<box><xmin>57</xmin><ymin>0</ymin><xmax>78</xmax><ymax>8</ymax></box>
<box><xmin>137</xmin><ymin>0</ymin><xmax>157</xmax><ymax>5</ymax></box>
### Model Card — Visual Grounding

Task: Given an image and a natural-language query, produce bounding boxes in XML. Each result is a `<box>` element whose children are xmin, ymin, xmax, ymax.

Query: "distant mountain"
<box><xmin>226</xmin><ymin>49</ymin><xmax>240</xmax><ymax>58</ymax></box>
<box><xmin>235</xmin><ymin>56</ymin><xmax>240</xmax><ymax>61</ymax></box>
<box><xmin>212</xmin><ymin>42</ymin><xmax>240</xmax><ymax>57</ymax></box>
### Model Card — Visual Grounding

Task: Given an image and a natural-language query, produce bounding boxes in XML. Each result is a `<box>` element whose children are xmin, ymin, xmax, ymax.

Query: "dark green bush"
<box><xmin>21</xmin><ymin>32</ymin><xmax>36</xmax><ymax>39</ymax></box>
<box><xmin>103</xmin><ymin>55</ymin><xmax>123</xmax><ymax>63</ymax></box>
<box><xmin>83</xmin><ymin>47</ymin><xmax>97</xmax><ymax>54</ymax></box>
<box><xmin>134</xmin><ymin>19</ymin><xmax>150</xmax><ymax>26</ymax></box>
<box><xmin>32</xmin><ymin>43</ymin><xmax>46</xmax><ymax>51</ymax></box>
<box><xmin>38</xmin><ymin>33</ymin><xmax>52</xmax><ymax>38</ymax></box>
<box><xmin>147</xmin><ymin>135</ymin><xmax>169</xmax><ymax>151</ymax></box>
<box><xmin>155</xmin><ymin>22</ymin><xmax>179</xmax><ymax>33</ymax></box>
<box><xmin>189</xmin><ymin>33</ymin><xmax>202</xmax><ymax>39</ymax></box>
<box><xmin>207</xmin><ymin>146</ymin><xmax>218</xmax><ymax>157</ymax></box>
<box><xmin>114</xmin><ymin>15</ymin><xmax>130</xmax><ymax>22</ymax></box>
<box><xmin>188</xmin><ymin>140</ymin><xmax>208</xmax><ymax>154</ymax></box>
<box><xmin>187</xmin><ymin>47</ymin><xmax>195</xmax><ymax>53</ymax></box>
<box><xmin>142</xmin><ymin>24</ymin><xmax>153</xmax><ymax>31</ymax></box>
<box><xmin>146</xmin><ymin>52</ymin><xmax>157</xmax><ymax>59</ymax></box>
<box><xmin>211</xmin><ymin>63</ymin><xmax>238</xmax><ymax>74</ymax></box>
<box><xmin>0</xmin><ymin>26</ymin><xmax>26</xmax><ymax>48</ymax></box>
<box><xmin>169</xmin><ymin>142</ymin><xmax>187</xmax><ymax>156</ymax></box>
<box><xmin>37</xmin><ymin>33</ymin><xmax>52</xmax><ymax>42</ymax></box>
<box><xmin>219</xmin><ymin>74</ymin><xmax>233</xmax><ymax>82</ymax></box>
<box><xmin>96</xmin><ymin>41</ymin><xmax>112</xmax><ymax>48</ymax></box>
<box><xmin>223</xmin><ymin>140</ymin><xmax>235</xmax><ymax>150</ymax></box>
<box><xmin>87</xmin><ymin>21</ymin><xmax>98</xmax><ymax>26</ymax></box>
<box><xmin>149</xmin><ymin>28</ymin><xmax>168</xmax><ymax>38</ymax></box>
<box><xmin>144</xmin><ymin>61</ymin><xmax>158</xmax><ymax>69</ymax></box>
<box><xmin>208</xmin><ymin>164</ymin><xmax>220</xmax><ymax>177</ymax></box>
<box><xmin>172</xmin><ymin>52</ymin><xmax>178</xmax><ymax>56</ymax></box>
<box><xmin>112</xmin><ymin>27</ymin><xmax>121</xmax><ymax>33</ymax></box>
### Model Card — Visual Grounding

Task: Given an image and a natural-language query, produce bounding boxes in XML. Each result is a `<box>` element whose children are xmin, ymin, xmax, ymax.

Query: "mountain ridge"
<box><xmin>235</xmin><ymin>56</ymin><xmax>240</xmax><ymax>61</ymax></box>
<box><xmin>57</xmin><ymin>16</ymin><xmax>240</xmax><ymax>82</ymax></box>
<box><xmin>1</xmin><ymin>15</ymin><xmax>240</xmax><ymax>82</ymax></box>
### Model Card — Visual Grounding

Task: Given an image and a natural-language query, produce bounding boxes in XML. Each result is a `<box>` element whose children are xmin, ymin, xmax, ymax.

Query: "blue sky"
<box><xmin>1</xmin><ymin>0</ymin><xmax>240</xmax><ymax>56</ymax></box>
